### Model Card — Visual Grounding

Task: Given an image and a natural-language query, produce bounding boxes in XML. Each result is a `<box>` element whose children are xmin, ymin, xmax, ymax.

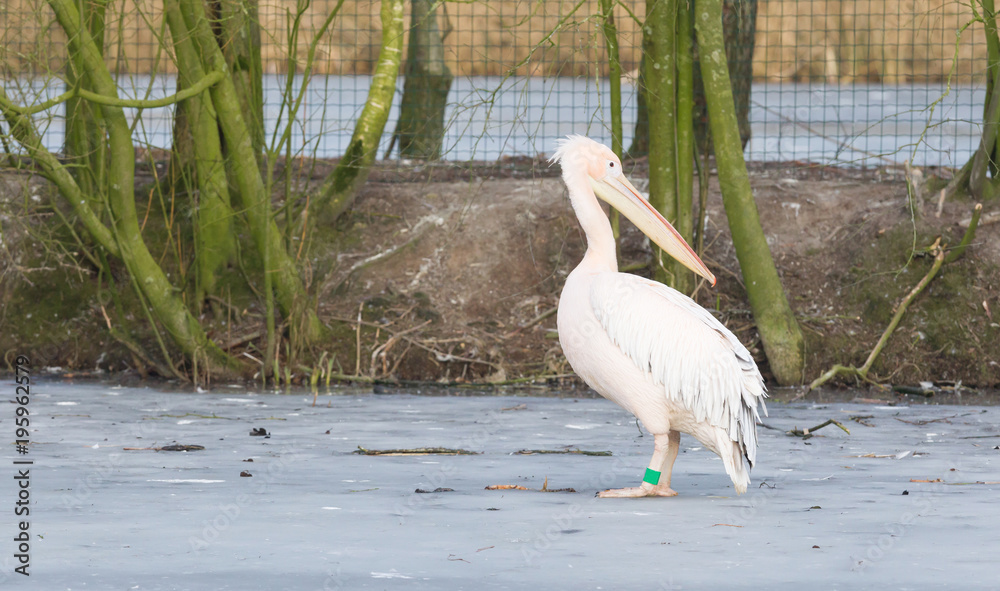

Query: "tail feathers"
<box><xmin>718</xmin><ymin>436</ymin><xmax>751</xmax><ymax>494</ymax></box>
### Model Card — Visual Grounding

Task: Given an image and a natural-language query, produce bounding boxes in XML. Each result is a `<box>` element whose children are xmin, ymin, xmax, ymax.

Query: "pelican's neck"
<box><xmin>567</xmin><ymin>178</ymin><xmax>618</xmax><ymax>272</ymax></box>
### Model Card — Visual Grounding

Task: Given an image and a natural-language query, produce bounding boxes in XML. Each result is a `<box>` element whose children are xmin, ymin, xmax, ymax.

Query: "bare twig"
<box><xmin>808</xmin><ymin>203</ymin><xmax>981</xmax><ymax>392</ymax></box>
<box><xmin>945</xmin><ymin>203</ymin><xmax>983</xmax><ymax>263</ymax></box>
<box><xmin>123</xmin><ymin>444</ymin><xmax>205</xmax><ymax>452</ymax></box>
<box><xmin>370</xmin><ymin>319</ymin><xmax>432</xmax><ymax>377</ymax></box>
<box><xmin>502</xmin><ymin>306</ymin><xmax>557</xmax><ymax>338</ymax></box>
<box><xmin>514</xmin><ymin>448</ymin><xmax>612</xmax><ymax>456</ymax></box>
<box><xmin>355</xmin><ymin>446</ymin><xmax>479</xmax><ymax>456</ymax></box>
<box><xmin>486</xmin><ymin>478</ymin><xmax>576</xmax><ymax>493</ymax></box>
<box><xmin>354</xmin><ymin>301</ymin><xmax>363</xmax><ymax>376</ymax></box>
<box><xmin>787</xmin><ymin>419</ymin><xmax>851</xmax><ymax>438</ymax></box>
<box><xmin>325</xmin><ymin>215</ymin><xmax>438</xmax><ymax>296</ymax></box>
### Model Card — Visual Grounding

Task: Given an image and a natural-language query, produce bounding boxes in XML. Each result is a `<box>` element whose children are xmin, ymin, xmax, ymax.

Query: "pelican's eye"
<box><xmin>606</xmin><ymin>159</ymin><xmax>621</xmax><ymax>178</ymax></box>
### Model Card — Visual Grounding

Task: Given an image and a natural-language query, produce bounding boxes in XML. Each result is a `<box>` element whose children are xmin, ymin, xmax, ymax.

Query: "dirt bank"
<box><xmin>1</xmin><ymin>161</ymin><xmax>998</xmax><ymax>388</ymax></box>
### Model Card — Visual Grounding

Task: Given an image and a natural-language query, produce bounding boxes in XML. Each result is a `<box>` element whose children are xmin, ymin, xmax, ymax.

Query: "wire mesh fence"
<box><xmin>0</xmin><ymin>0</ymin><xmax>992</xmax><ymax>168</ymax></box>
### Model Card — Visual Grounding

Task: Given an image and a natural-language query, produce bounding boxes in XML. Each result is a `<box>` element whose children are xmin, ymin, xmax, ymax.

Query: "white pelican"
<box><xmin>553</xmin><ymin>135</ymin><xmax>766</xmax><ymax>497</ymax></box>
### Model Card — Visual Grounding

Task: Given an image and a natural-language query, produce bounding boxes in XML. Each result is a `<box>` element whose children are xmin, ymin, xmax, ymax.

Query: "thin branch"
<box><xmin>0</xmin><ymin>71</ymin><xmax>223</xmax><ymax>115</ymax></box>
<box><xmin>787</xmin><ymin>419</ymin><xmax>851</xmax><ymax>438</ymax></box>
<box><xmin>807</xmin><ymin>204</ymin><xmax>981</xmax><ymax>392</ymax></box>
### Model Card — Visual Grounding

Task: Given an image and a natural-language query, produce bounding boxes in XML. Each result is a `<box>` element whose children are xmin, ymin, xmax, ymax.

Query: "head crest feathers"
<box><xmin>550</xmin><ymin>134</ymin><xmax>599</xmax><ymax>166</ymax></box>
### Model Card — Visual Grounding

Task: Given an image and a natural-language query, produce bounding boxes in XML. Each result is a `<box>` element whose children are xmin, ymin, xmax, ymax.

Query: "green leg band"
<box><xmin>643</xmin><ymin>468</ymin><xmax>661</xmax><ymax>486</ymax></box>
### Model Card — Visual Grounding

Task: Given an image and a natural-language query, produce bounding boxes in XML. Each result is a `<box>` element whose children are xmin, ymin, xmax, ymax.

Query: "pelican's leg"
<box><xmin>598</xmin><ymin>431</ymin><xmax>680</xmax><ymax>498</ymax></box>
<box><xmin>653</xmin><ymin>430</ymin><xmax>681</xmax><ymax>495</ymax></box>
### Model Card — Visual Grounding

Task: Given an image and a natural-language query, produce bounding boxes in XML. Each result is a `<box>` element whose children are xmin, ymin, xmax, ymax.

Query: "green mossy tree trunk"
<box><xmin>178</xmin><ymin>0</ymin><xmax>325</xmax><ymax>344</ymax></box>
<box><xmin>947</xmin><ymin>0</ymin><xmax>1000</xmax><ymax>202</ymax></box>
<box><xmin>673</xmin><ymin>0</ymin><xmax>696</xmax><ymax>294</ymax></box>
<box><xmin>984</xmin><ymin>0</ymin><xmax>1000</xmax><ymax>180</ymax></box>
<box><xmin>633</xmin><ymin>0</ymin><xmax>755</xmax><ymax>157</ymax></box>
<box><xmin>211</xmin><ymin>0</ymin><xmax>265</xmax><ymax>158</ymax></box>
<box><xmin>600</xmin><ymin>0</ymin><xmax>623</xmax><ymax>254</ymax></box>
<box><xmin>315</xmin><ymin>0</ymin><xmax>405</xmax><ymax>225</ymax></box>
<box><xmin>165</xmin><ymin>0</ymin><xmax>237</xmax><ymax>308</ymax></box>
<box><xmin>695</xmin><ymin>0</ymin><xmax>804</xmax><ymax>385</ymax></box>
<box><xmin>63</xmin><ymin>0</ymin><xmax>108</xmax><ymax>213</ymax></box>
<box><xmin>692</xmin><ymin>0</ymin><xmax>757</xmax><ymax>152</ymax></box>
<box><xmin>46</xmin><ymin>0</ymin><xmax>241</xmax><ymax>375</ymax></box>
<box><xmin>643</xmin><ymin>0</ymin><xmax>695</xmax><ymax>293</ymax></box>
<box><xmin>601</xmin><ymin>0</ymin><xmax>624</xmax><ymax>159</ymax></box>
<box><xmin>644</xmin><ymin>0</ymin><xmax>678</xmax><ymax>287</ymax></box>
<box><xmin>394</xmin><ymin>0</ymin><xmax>452</xmax><ymax>159</ymax></box>
<box><xmin>169</xmin><ymin>94</ymin><xmax>197</xmax><ymax>195</ymax></box>
<box><xmin>627</xmin><ymin>54</ymin><xmax>649</xmax><ymax>158</ymax></box>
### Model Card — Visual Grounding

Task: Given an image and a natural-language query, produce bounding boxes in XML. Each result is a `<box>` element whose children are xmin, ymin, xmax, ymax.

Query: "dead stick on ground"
<box><xmin>515</xmin><ymin>448</ymin><xmax>613</xmax><ymax>456</ymax></box>
<box><xmin>370</xmin><ymin>319</ymin><xmax>432</xmax><ymax>377</ymax></box>
<box><xmin>502</xmin><ymin>306</ymin><xmax>557</xmax><ymax>338</ymax></box>
<box><xmin>329</xmin><ymin>315</ymin><xmax>504</xmax><ymax>377</ymax></box>
<box><xmin>806</xmin><ymin>204</ymin><xmax>983</xmax><ymax>393</ymax></box>
<box><xmin>354</xmin><ymin>302</ymin><xmax>363</xmax><ymax>377</ymax></box>
<box><xmin>485</xmin><ymin>479</ymin><xmax>576</xmax><ymax>493</ymax></box>
<box><xmin>787</xmin><ymin>419</ymin><xmax>851</xmax><ymax>438</ymax></box>
<box><xmin>355</xmin><ymin>446</ymin><xmax>479</xmax><ymax>456</ymax></box>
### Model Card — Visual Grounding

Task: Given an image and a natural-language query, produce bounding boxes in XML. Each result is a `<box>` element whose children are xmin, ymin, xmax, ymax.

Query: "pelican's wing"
<box><xmin>590</xmin><ymin>272</ymin><xmax>767</xmax><ymax>465</ymax></box>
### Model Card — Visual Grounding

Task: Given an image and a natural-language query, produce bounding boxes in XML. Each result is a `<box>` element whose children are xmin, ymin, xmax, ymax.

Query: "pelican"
<box><xmin>553</xmin><ymin>135</ymin><xmax>766</xmax><ymax>497</ymax></box>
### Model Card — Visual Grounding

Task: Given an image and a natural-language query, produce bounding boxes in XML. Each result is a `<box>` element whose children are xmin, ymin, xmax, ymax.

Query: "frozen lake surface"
<box><xmin>3</xmin><ymin>381</ymin><xmax>998</xmax><ymax>589</ymax></box>
<box><xmin>9</xmin><ymin>75</ymin><xmax>986</xmax><ymax>167</ymax></box>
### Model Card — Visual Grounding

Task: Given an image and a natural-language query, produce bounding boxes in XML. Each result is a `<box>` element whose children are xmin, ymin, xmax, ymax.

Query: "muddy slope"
<box><xmin>1</xmin><ymin>165</ymin><xmax>997</xmax><ymax>386</ymax></box>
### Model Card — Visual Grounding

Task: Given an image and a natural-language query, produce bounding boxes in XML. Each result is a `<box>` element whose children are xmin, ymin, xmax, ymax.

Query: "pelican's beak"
<box><xmin>592</xmin><ymin>175</ymin><xmax>717</xmax><ymax>286</ymax></box>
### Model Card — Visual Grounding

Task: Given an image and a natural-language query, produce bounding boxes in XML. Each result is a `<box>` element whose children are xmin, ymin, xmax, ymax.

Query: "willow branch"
<box><xmin>0</xmin><ymin>71</ymin><xmax>224</xmax><ymax>116</ymax></box>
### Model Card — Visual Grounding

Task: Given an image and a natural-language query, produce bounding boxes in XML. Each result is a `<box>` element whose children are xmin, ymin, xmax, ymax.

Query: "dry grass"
<box><xmin>0</xmin><ymin>0</ymin><xmax>989</xmax><ymax>82</ymax></box>
<box><xmin>755</xmin><ymin>0</ymin><xmax>984</xmax><ymax>83</ymax></box>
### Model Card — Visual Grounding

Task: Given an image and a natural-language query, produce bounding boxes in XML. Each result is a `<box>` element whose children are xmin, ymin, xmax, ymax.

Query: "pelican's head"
<box><xmin>552</xmin><ymin>135</ymin><xmax>716</xmax><ymax>286</ymax></box>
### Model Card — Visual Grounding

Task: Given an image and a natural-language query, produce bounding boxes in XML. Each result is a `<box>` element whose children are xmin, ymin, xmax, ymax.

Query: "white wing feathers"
<box><xmin>589</xmin><ymin>272</ymin><xmax>767</xmax><ymax>466</ymax></box>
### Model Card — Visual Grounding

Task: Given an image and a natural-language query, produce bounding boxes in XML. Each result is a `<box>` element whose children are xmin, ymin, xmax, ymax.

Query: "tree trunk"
<box><xmin>47</xmin><ymin>0</ymin><xmax>241</xmax><ymax>375</ymax></box>
<box><xmin>693</xmin><ymin>0</ymin><xmax>757</xmax><ymax>152</ymax></box>
<box><xmin>627</xmin><ymin>54</ymin><xmax>648</xmax><ymax>158</ymax></box>
<box><xmin>171</xmin><ymin>0</ymin><xmax>263</xmax><ymax>272</ymax></box>
<box><xmin>179</xmin><ymin>0</ymin><xmax>326</xmax><ymax>344</ymax></box>
<box><xmin>984</xmin><ymin>0</ymin><xmax>1000</xmax><ymax>178</ymax></box>
<box><xmin>165</xmin><ymin>0</ymin><xmax>237</xmax><ymax>307</ymax></box>
<box><xmin>943</xmin><ymin>0</ymin><xmax>1000</xmax><ymax>202</ymax></box>
<box><xmin>168</xmin><ymin>93</ymin><xmax>197</xmax><ymax>195</ymax></box>
<box><xmin>642</xmin><ymin>0</ymin><xmax>697</xmax><ymax>293</ymax></box>
<box><xmin>673</xmin><ymin>0</ymin><xmax>696</xmax><ymax>294</ymax></box>
<box><xmin>315</xmin><ymin>0</ymin><xmax>405</xmax><ymax>224</ymax></box>
<box><xmin>63</xmin><ymin>0</ymin><xmax>108</xmax><ymax>211</ymax></box>
<box><xmin>212</xmin><ymin>0</ymin><xmax>264</xmax><ymax>158</ymax></box>
<box><xmin>644</xmin><ymin>0</ymin><xmax>678</xmax><ymax>288</ymax></box>
<box><xmin>395</xmin><ymin>0</ymin><xmax>452</xmax><ymax>159</ymax></box>
<box><xmin>695</xmin><ymin>0</ymin><xmax>805</xmax><ymax>385</ymax></box>
<box><xmin>633</xmin><ymin>0</ymin><xmax>756</xmax><ymax>157</ymax></box>
<box><xmin>601</xmin><ymin>0</ymin><xmax>623</xmax><ymax>255</ymax></box>
<box><xmin>601</xmin><ymin>0</ymin><xmax>623</xmax><ymax>159</ymax></box>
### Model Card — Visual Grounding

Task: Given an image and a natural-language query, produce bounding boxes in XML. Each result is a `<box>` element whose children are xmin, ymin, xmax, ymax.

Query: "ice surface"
<box><xmin>3</xmin><ymin>382</ymin><xmax>997</xmax><ymax>589</ymax></box>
